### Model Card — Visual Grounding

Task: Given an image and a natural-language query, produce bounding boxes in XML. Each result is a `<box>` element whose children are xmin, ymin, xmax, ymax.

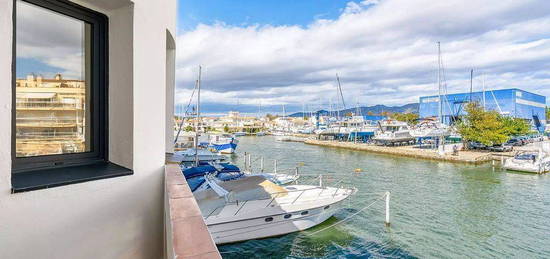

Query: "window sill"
<box><xmin>11</xmin><ymin>162</ymin><xmax>133</xmax><ymax>193</ymax></box>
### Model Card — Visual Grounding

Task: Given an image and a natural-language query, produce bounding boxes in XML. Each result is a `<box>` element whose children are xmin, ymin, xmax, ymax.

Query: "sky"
<box><xmin>175</xmin><ymin>0</ymin><xmax>550</xmax><ymax>115</ymax></box>
<box><xmin>15</xmin><ymin>0</ymin><xmax>550</xmax><ymax>115</ymax></box>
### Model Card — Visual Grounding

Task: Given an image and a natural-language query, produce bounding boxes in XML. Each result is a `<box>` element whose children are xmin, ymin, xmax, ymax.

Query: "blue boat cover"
<box><xmin>182</xmin><ymin>165</ymin><xmax>217</xmax><ymax>179</ymax></box>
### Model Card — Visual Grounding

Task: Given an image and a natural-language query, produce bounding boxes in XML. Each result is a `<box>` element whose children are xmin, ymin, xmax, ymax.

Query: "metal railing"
<box><xmin>16</xmin><ymin>101</ymin><xmax>83</xmax><ymax>109</ymax></box>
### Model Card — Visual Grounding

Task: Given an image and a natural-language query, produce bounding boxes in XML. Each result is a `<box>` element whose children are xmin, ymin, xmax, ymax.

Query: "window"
<box><xmin>11</xmin><ymin>0</ymin><xmax>131</xmax><ymax>192</ymax></box>
<box><xmin>300</xmin><ymin>211</ymin><xmax>309</xmax><ymax>216</ymax></box>
<box><xmin>264</xmin><ymin>217</ymin><xmax>273</xmax><ymax>222</ymax></box>
<box><xmin>283</xmin><ymin>214</ymin><xmax>292</xmax><ymax>219</ymax></box>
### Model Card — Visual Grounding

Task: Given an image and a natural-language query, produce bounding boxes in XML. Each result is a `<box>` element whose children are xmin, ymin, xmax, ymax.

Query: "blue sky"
<box><xmin>178</xmin><ymin>0</ymin><xmax>354</xmax><ymax>31</ymax></box>
<box><xmin>15</xmin><ymin>0</ymin><xmax>550</xmax><ymax>115</ymax></box>
<box><xmin>175</xmin><ymin>0</ymin><xmax>550</xmax><ymax>114</ymax></box>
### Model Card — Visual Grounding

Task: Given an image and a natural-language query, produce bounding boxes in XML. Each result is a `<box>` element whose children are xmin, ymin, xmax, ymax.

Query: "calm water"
<box><xmin>218</xmin><ymin>136</ymin><xmax>550</xmax><ymax>258</ymax></box>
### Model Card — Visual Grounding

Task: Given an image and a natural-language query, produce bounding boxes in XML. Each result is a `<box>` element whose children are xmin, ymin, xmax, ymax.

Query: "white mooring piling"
<box><xmin>243</xmin><ymin>152</ymin><xmax>248</xmax><ymax>170</ymax></box>
<box><xmin>385</xmin><ymin>191</ymin><xmax>391</xmax><ymax>227</ymax></box>
<box><xmin>247</xmin><ymin>154</ymin><xmax>252</xmax><ymax>171</ymax></box>
<box><xmin>274</xmin><ymin>160</ymin><xmax>278</xmax><ymax>173</ymax></box>
<box><xmin>260</xmin><ymin>157</ymin><xmax>264</xmax><ymax>172</ymax></box>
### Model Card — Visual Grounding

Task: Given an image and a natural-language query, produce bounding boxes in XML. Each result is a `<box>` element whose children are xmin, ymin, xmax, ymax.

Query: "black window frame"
<box><xmin>11</xmin><ymin>0</ymin><xmax>132</xmax><ymax>193</ymax></box>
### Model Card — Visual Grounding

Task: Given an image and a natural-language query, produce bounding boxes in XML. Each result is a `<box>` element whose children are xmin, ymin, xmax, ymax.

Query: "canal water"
<box><xmin>218</xmin><ymin>136</ymin><xmax>550</xmax><ymax>259</ymax></box>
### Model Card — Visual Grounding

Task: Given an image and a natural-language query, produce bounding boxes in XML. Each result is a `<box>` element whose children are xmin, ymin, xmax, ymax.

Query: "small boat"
<box><xmin>194</xmin><ymin>175</ymin><xmax>355</xmax><ymax>244</ymax></box>
<box><xmin>373</xmin><ymin>119</ymin><xmax>415</xmax><ymax>145</ymax></box>
<box><xmin>209</xmin><ymin>134</ymin><xmax>239</xmax><ymax>154</ymax></box>
<box><xmin>503</xmin><ymin>148</ymin><xmax>550</xmax><ymax>174</ymax></box>
<box><xmin>276</xmin><ymin>136</ymin><xmax>292</xmax><ymax>142</ymax></box>
<box><xmin>234</xmin><ymin>131</ymin><xmax>247</xmax><ymax>137</ymax></box>
<box><xmin>175</xmin><ymin>148</ymin><xmax>226</xmax><ymax>164</ymax></box>
<box><xmin>256</xmin><ymin>132</ymin><xmax>266</xmax><ymax>136</ymax></box>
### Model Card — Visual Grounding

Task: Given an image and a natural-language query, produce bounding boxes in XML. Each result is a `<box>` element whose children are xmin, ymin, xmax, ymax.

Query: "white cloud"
<box><xmin>16</xmin><ymin>0</ymin><xmax>85</xmax><ymax>79</ymax></box>
<box><xmin>177</xmin><ymin>0</ymin><xmax>550</xmax><ymax>113</ymax></box>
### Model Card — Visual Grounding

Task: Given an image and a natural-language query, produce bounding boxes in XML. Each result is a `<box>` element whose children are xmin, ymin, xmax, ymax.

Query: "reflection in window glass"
<box><xmin>16</xmin><ymin>0</ymin><xmax>91</xmax><ymax>157</ymax></box>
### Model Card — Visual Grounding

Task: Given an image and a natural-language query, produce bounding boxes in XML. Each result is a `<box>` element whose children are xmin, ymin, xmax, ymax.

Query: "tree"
<box><xmin>501</xmin><ymin>116</ymin><xmax>530</xmax><ymax>136</ymax></box>
<box><xmin>547</xmin><ymin>107</ymin><xmax>550</xmax><ymax>120</ymax></box>
<box><xmin>344</xmin><ymin>112</ymin><xmax>353</xmax><ymax>117</ymax></box>
<box><xmin>223</xmin><ymin>125</ymin><xmax>229</xmax><ymax>133</ymax></box>
<box><xmin>266</xmin><ymin>114</ymin><xmax>278</xmax><ymax>121</ymax></box>
<box><xmin>457</xmin><ymin>102</ymin><xmax>508</xmax><ymax>146</ymax></box>
<box><xmin>184</xmin><ymin>125</ymin><xmax>193</xmax><ymax>132</ymax></box>
<box><xmin>367</xmin><ymin>111</ymin><xmax>374</xmax><ymax>116</ymax></box>
<box><xmin>391</xmin><ymin>112</ymin><xmax>419</xmax><ymax>125</ymax></box>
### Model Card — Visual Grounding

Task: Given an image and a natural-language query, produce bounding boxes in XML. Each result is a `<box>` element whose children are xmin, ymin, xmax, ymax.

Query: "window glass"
<box><xmin>16</xmin><ymin>0</ymin><xmax>91</xmax><ymax>157</ymax></box>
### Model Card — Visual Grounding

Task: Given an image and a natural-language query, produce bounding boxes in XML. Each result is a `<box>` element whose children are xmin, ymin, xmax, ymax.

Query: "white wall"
<box><xmin>0</xmin><ymin>0</ymin><xmax>177</xmax><ymax>258</ymax></box>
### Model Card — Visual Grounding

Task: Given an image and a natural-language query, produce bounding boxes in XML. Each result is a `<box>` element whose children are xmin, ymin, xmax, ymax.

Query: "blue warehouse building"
<box><xmin>419</xmin><ymin>88</ymin><xmax>547</xmax><ymax>132</ymax></box>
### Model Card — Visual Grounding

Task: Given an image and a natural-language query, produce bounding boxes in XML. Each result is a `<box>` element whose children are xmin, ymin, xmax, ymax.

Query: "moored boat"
<box><xmin>503</xmin><ymin>148</ymin><xmax>550</xmax><ymax>174</ymax></box>
<box><xmin>209</xmin><ymin>134</ymin><xmax>239</xmax><ymax>154</ymax></box>
<box><xmin>195</xmin><ymin>176</ymin><xmax>355</xmax><ymax>244</ymax></box>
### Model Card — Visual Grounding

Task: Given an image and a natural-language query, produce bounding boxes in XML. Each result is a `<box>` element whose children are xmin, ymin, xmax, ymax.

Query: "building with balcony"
<box><xmin>15</xmin><ymin>74</ymin><xmax>87</xmax><ymax>156</ymax></box>
<box><xmin>1</xmin><ymin>0</ymin><xmax>220</xmax><ymax>258</ymax></box>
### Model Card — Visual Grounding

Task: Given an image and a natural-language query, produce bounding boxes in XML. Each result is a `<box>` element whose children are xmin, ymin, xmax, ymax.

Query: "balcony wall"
<box><xmin>164</xmin><ymin>163</ymin><xmax>220</xmax><ymax>258</ymax></box>
<box><xmin>0</xmin><ymin>0</ymin><xmax>177</xmax><ymax>258</ymax></box>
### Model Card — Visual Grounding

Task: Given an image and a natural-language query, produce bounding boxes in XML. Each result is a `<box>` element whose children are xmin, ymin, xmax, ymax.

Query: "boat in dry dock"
<box><xmin>373</xmin><ymin>119</ymin><xmax>415</xmax><ymax>145</ymax></box>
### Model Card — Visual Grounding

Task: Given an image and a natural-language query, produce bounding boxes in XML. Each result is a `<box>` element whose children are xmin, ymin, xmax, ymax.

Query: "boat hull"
<box><xmin>207</xmin><ymin>199</ymin><xmax>345</xmax><ymax>244</ymax></box>
<box><xmin>503</xmin><ymin>161</ymin><xmax>550</xmax><ymax>174</ymax></box>
<box><xmin>211</xmin><ymin>142</ymin><xmax>238</xmax><ymax>154</ymax></box>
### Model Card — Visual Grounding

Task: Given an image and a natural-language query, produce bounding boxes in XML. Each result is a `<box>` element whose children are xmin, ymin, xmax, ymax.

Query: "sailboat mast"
<box><xmin>195</xmin><ymin>66</ymin><xmax>202</xmax><ymax>167</ymax></box>
<box><xmin>437</xmin><ymin>42</ymin><xmax>442</xmax><ymax>123</ymax></box>
<box><xmin>469</xmin><ymin>69</ymin><xmax>473</xmax><ymax>103</ymax></box>
<box><xmin>482</xmin><ymin>73</ymin><xmax>486</xmax><ymax>109</ymax></box>
<box><xmin>336</xmin><ymin>73</ymin><xmax>346</xmax><ymax>118</ymax></box>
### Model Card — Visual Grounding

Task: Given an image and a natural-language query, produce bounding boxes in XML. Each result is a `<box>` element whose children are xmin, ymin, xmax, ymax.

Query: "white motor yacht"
<box><xmin>410</xmin><ymin>120</ymin><xmax>451</xmax><ymax>138</ymax></box>
<box><xmin>373</xmin><ymin>120</ymin><xmax>415</xmax><ymax>144</ymax></box>
<box><xmin>195</xmin><ymin>176</ymin><xmax>355</xmax><ymax>244</ymax></box>
<box><xmin>503</xmin><ymin>147</ymin><xmax>550</xmax><ymax>174</ymax></box>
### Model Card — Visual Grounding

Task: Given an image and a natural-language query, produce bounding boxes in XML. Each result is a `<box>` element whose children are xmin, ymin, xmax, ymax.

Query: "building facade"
<box><xmin>0</xmin><ymin>0</ymin><xmax>219</xmax><ymax>258</ymax></box>
<box><xmin>419</xmin><ymin>88</ymin><xmax>547</xmax><ymax>132</ymax></box>
<box><xmin>16</xmin><ymin>74</ymin><xmax>87</xmax><ymax>156</ymax></box>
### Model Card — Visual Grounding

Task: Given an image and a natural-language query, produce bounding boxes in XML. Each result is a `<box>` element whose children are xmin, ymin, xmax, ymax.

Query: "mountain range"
<box><xmin>288</xmin><ymin>103</ymin><xmax>419</xmax><ymax>117</ymax></box>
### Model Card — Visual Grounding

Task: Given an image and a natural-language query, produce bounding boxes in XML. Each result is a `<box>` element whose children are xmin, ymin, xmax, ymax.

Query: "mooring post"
<box><xmin>247</xmin><ymin>153</ymin><xmax>252</xmax><ymax>171</ymax></box>
<box><xmin>385</xmin><ymin>191</ymin><xmax>391</xmax><ymax>227</ymax></box>
<box><xmin>274</xmin><ymin>160</ymin><xmax>278</xmax><ymax>174</ymax></box>
<box><xmin>244</xmin><ymin>152</ymin><xmax>248</xmax><ymax>170</ymax></box>
<box><xmin>260</xmin><ymin>157</ymin><xmax>264</xmax><ymax>172</ymax></box>
<box><xmin>319</xmin><ymin>174</ymin><xmax>323</xmax><ymax>187</ymax></box>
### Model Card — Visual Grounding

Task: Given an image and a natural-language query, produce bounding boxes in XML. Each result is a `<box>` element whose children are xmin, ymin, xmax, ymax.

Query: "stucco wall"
<box><xmin>0</xmin><ymin>0</ymin><xmax>177</xmax><ymax>258</ymax></box>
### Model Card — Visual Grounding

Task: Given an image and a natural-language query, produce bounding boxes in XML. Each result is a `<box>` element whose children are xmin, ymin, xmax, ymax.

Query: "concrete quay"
<box><xmin>304</xmin><ymin>139</ymin><xmax>496</xmax><ymax>164</ymax></box>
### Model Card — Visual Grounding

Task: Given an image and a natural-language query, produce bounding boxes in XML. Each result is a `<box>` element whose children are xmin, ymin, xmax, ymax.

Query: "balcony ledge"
<box><xmin>164</xmin><ymin>161</ymin><xmax>220</xmax><ymax>259</ymax></box>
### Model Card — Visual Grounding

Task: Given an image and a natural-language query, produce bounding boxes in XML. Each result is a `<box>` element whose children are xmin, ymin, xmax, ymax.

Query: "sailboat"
<box><xmin>411</xmin><ymin>42</ymin><xmax>451</xmax><ymax>139</ymax></box>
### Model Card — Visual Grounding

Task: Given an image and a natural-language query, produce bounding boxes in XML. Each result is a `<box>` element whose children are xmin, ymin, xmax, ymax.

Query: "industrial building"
<box><xmin>419</xmin><ymin>88</ymin><xmax>547</xmax><ymax>132</ymax></box>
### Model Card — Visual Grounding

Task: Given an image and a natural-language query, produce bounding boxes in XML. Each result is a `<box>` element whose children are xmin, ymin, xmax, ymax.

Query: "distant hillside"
<box><xmin>289</xmin><ymin>103</ymin><xmax>419</xmax><ymax>117</ymax></box>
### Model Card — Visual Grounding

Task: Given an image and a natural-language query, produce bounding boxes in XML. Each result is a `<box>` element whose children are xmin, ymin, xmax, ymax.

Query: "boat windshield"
<box><xmin>515</xmin><ymin>153</ymin><xmax>537</xmax><ymax>160</ymax></box>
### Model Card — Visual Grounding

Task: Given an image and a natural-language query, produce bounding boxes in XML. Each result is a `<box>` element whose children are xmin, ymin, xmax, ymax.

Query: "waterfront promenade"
<box><xmin>304</xmin><ymin>139</ymin><xmax>498</xmax><ymax>164</ymax></box>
